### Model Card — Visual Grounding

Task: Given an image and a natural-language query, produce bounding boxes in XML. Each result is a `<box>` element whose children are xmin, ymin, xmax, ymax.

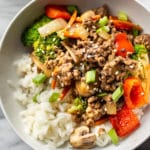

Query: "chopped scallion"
<box><xmin>32</xmin><ymin>93</ymin><xmax>40</xmax><ymax>103</ymax></box>
<box><xmin>112</xmin><ymin>86</ymin><xmax>124</xmax><ymax>102</ymax></box>
<box><xmin>85</xmin><ymin>70</ymin><xmax>96</xmax><ymax>84</ymax></box>
<box><xmin>32</xmin><ymin>73</ymin><xmax>47</xmax><ymax>85</ymax></box>
<box><xmin>97</xmin><ymin>92</ymin><xmax>108</xmax><ymax>97</ymax></box>
<box><xmin>98</xmin><ymin>16</ymin><xmax>108</xmax><ymax>27</ymax></box>
<box><xmin>49</xmin><ymin>92</ymin><xmax>60</xmax><ymax>102</ymax></box>
<box><xmin>108</xmin><ymin>128</ymin><xmax>119</xmax><ymax>145</ymax></box>
<box><xmin>118</xmin><ymin>11</ymin><xmax>128</xmax><ymax>21</ymax></box>
<box><xmin>134</xmin><ymin>44</ymin><xmax>147</xmax><ymax>54</ymax></box>
<box><xmin>101</xmin><ymin>26</ymin><xmax>110</xmax><ymax>32</ymax></box>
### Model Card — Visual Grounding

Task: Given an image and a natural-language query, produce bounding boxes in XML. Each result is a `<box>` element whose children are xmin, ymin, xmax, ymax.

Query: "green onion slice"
<box><xmin>108</xmin><ymin>128</ymin><xmax>119</xmax><ymax>145</ymax></box>
<box><xmin>134</xmin><ymin>44</ymin><xmax>147</xmax><ymax>54</ymax></box>
<box><xmin>49</xmin><ymin>92</ymin><xmax>60</xmax><ymax>102</ymax></box>
<box><xmin>118</xmin><ymin>11</ymin><xmax>128</xmax><ymax>21</ymax></box>
<box><xmin>97</xmin><ymin>92</ymin><xmax>108</xmax><ymax>97</ymax></box>
<box><xmin>85</xmin><ymin>69</ymin><xmax>96</xmax><ymax>84</ymax></box>
<box><xmin>32</xmin><ymin>73</ymin><xmax>47</xmax><ymax>85</ymax></box>
<box><xmin>98</xmin><ymin>16</ymin><xmax>109</xmax><ymax>27</ymax></box>
<box><xmin>32</xmin><ymin>93</ymin><xmax>40</xmax><ymax>103</ymax></box>
<box><xmin>112</xmin><ymin>86</ymin><xmax>124</xmax><ymax>102</ymax></box>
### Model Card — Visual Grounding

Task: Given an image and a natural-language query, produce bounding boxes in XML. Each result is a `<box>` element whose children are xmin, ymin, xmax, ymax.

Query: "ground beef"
<box><xmin>99</xmin><ymin>56</ymin><xmax>138</xmax><ymax>91</ymax></box>
<box><xmin>82</xmin><ymin>96</ymin><xmax>106</xmax><ymax>127</ymax></box>
<box><xmin>134</xmin><ymin>34</ymin><xmax>150</xmax><ymax>50</ymax></box>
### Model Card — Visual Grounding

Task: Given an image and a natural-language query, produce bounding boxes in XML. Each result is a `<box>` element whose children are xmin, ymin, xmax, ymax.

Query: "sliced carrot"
<box><xmin>63</xmin><ymin>30</ymin><xmax>81</xmax><ymax>39</ymax></box>
<box><xmin>51</xmin><ymin>79</ymin><xmax>57</xmax><ymax>89</ymax></box>
<box><xmin>75</xmin><ymin>17</ymin><xmax>82</xmax><ymax>23</ymax></box>
<box><xmin>92</xmin><ymin>15</ymin><xmax>101</xmax><ymax>21</ymax></box>
<box><xmin>94</xmin><ymin>117</ymin><xmax>108</xmax><ymax>126</ymax></box>
<box><xmin>66</xmin><ymin>10</ymin><xmax>77</xmax><ymax>29</ymax></box>
<box><xmin>60</xmin><ymin>86</ymin><xmax>70</xmax><ymax>100</ymax></box>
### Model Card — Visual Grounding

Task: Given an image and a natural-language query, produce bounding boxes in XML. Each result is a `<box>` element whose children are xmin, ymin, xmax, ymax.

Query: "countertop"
<box><xmin>0</xmin><ymin>0</ymin><xmax>150</xmax><ymax>149</ymax></box>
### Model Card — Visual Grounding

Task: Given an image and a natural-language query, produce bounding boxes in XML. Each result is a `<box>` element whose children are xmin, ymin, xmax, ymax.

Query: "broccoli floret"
<box><xmin>68</xmin><ymin>97</ymin><xmax>87</xmax><ymax>114</ymax></box>
<box><xmin>22</xmin><ymin>15</ymin><xmax>51</xmax><ymax>46</ymax></box>
<box><xmin>33</xmin><ymin>33</ymin><xmax>61</xmax><ymax>63</ymax></box>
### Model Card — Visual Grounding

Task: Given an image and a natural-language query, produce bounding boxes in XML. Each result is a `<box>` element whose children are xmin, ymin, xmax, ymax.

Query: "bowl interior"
<box><xmin>0</xmin><ymin>0</ymin><xmax>150</xmax><ymax>149</ymax></box>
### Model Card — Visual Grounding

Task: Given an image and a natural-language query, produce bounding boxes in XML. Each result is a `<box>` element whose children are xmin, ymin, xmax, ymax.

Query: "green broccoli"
<box><xmin>22</xmin><ymin>15</ymin><xmax>51</xmax><ymax>46</ymax></box>
<box><xmin>68</xmin><ymin>97</ymin><xmax>87</xmax><ymax>114</ymax></box>
<box><xmin>33</xmin><ymin>33</ymin><xmax>61</xmax><ymax>63</ymax></box>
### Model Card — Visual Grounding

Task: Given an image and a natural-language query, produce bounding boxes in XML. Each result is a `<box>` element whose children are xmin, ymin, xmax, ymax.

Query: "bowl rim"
<box><xmin>0</xmin><ymin>0</ymin><xmax>150</xmax><ymax>150</ymax></box>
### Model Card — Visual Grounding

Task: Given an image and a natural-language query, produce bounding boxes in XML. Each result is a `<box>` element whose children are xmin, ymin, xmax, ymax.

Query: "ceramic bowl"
<box><xmin>0</xmin><ymin>0</ymin><xmax>150</xmax><ymax>149</ymax></box>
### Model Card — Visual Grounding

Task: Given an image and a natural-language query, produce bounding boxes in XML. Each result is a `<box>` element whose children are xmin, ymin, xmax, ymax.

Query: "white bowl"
<box><xmin>0</xmin><ymin>0</ymin><xmax>150</xmax><ymax>149</ymax></box>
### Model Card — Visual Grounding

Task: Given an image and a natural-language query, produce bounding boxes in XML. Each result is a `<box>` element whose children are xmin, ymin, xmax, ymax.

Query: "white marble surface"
<box><xmin>0</xmin><ymin>0</ymin><xmax>150</xmax><ymax>150</ymax></box>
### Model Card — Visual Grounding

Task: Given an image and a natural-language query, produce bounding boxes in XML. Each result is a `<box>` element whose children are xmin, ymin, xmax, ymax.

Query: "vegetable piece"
<box><xmin>112</xmin><ymin>86</ymin><xmax>124</xmax><ymax>102</ymax></box>
<box><xmin>38</xmin><ymin>18</ymin><xmax>67</xmax><ymax>37</ymax></box>
<box><xmin>132</xmin><ymin>44</ymin><xmax>147</xmax><ymax>60</ymax></box>
<box><xmin>85</xmin><ymin>70</ymin><xmax>96</xmax><ymax>84</ymax></box>
<box><xmin>143</xmin><ymin>65</ymin><xmax>150</xmax><ymax>102</ymax></box>
<box><xmin>123</xmin><ymin>77</ymin><xmax>148</xmax><ymax>109</ymax></box>
<box><xmin>118</xmin><ymin>11</ymin><xmax>128</xmax><ymax>21</ymax></box>
<box><xmin>64</xmin><ymin>23</ymin><xmax>89</xmax><ymax>40</ymax></box>
<box><xmin>105</xmin><ymin>102</ymin><xmax>117</xmax><ymax>115</ymax></box>
<box><xmin>31</xmin><ymin>53</ymin><xmax>51</xmax><ymax>77</ymax></box>
<box><xmin>98</xmin><ymin>16</ymin><xmax>108</xmax><ymax>27</ymax></box>
<box><xmin>60</xmin><ymin>86</ymin><xmax>70</xmax><ymax>100</ymax></box>
<box><xmin>32</xmin><ymin>73</ymin><xmax>47</xmax><ymax>85</ymax></box>
<box><xmin>51</xmin><ymin>79</ymin><xmax>57</xmax><ymax>89</ymax></box>
<box><xmin>67</xmin><ymin>5</ymin><xmax>79</xmax><ymax>14</ymax></box>
<box><xmin>66</xmin><ymin>10</ymin><xmax>77</xmax><ymax>29</ymax></box>
<box><xmin>94</xmin><ymin>117</ymin><xmax>108</xmax><ymax>126</ymax></box>
<box><xmin>115</xmin><ymin>33</ymin><xmax>134</xmax><ymax>57</ymax></box>
<box><xmin>68</xmin><ymin>97</ymin><xmax>87</xmax><ymax>114</ymax></box>
<box><xmin>75</xmin><ymin>80</ymin><xmax>93</xmax><ymax>97</ymax></box>
<box><xmin>22</xmin><ymin>15</ymin><xmax>51</xmax><ymax>46</ymax></box>
<box><xmin>32</xmin><ymin>93</ymin><xmax>40</xmax><ymax>103</ymax></box>
<box><xmin>49</xmin><ymin>92</ymin><xmax>60</xmax><ymax>102</ymax></box>
<box><xmin>110</xmin><ymin>19</ymin><xmax>142</xmax><ymax>31</ymax></box>
<box><xmin>33</xmin><ymin>33</ymin><xmax>61</xmax><ymax>63</ymax></box>
<box><xmin>109</xmin><ymin>106</ymin><xmax>140</xmax><ymax>137</ymax></box>
<box><xmin>108</xmin><ymin>128</ymin><xmax>119</xmax><ymax>145</ymax></box>
<box><xmin>97</xmin><ymin>29</ymin><xmax>110</xmax><ymax>40</ymax></box>
<box><xmin>45</xmin><ymin>5</ymin><xmax>71</xmax><ymax>20</ymax></box>
<box><xmin>135</xmin><ymin>44</ymin><xmax>147</xmax><ymax>54</ymax></box>
<box><xmin>132</xmin><ymin>28</ymin><xmax>139</xmax><ymax>37</ymax></box>
<box><xmin>97</xmin><ymin>92</ymin><xmax>108</xmax><ymax>97</ymax></box>
<box><xmin>91</xmin><ymin>15</ymin><xmax>101</xmax><ymax>21</ymax></box>
<box><xmin>61</xmin><ymin>41</ymin><xmax>79</xmax><ymax>63</ymax></box>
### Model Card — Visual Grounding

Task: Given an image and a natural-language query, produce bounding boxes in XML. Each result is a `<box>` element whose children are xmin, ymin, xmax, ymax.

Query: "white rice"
<box><xmin>14</xmin><ymin>54</ymin><xmax>75</xmax><ymax>147</ymax></box>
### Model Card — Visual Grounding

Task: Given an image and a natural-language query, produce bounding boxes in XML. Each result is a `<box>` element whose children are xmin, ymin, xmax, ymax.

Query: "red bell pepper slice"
<box><xmin>45</xmin><ymin>5</ymin><xmax>71</xmax><ymax>20</ymax></box>
<box><xmin>115</xmin><ymin>33</ymin><xmax>134</xmax><ymax>57</ymax></box>
<box><xmin>109</xmin><ymin>105</ymin><xmax>140</xmax><ymax>137</ymax></box>
<box><xmin>123</xmin><ymin>77</ymin><xmax>148</xmax><ymax>109</ymax></box>
<box><xmin>111</xmin><ymin>19</ymin><xmax>142</xmax><ymax>31</ymax></box>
